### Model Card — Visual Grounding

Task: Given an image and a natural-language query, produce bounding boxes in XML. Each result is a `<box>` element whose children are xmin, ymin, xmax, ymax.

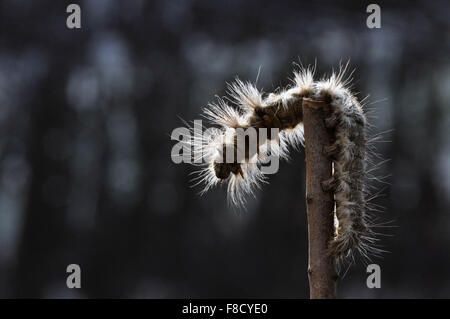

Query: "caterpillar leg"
<box><xmin>323</xmin><ymin>143</ymin><xmax>339</xmax><ymax>159</ymax></box>
<box><xmin>321</xmin><ymin>176</ymin><xmax>337</xmax><ymax>192</ymax></box>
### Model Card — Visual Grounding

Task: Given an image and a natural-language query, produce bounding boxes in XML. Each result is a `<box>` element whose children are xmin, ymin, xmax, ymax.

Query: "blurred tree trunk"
<box><xmin>12</xmin><ymin>62</ymin><xmax>71</xmax><ymax>297</ymax></box>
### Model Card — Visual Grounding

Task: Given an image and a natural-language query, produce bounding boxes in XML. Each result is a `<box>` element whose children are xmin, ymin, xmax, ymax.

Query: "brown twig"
<box><xmin>302</xmin><ymin>98</ymin><xmax>337</xmax><ymax>299</ymax></box>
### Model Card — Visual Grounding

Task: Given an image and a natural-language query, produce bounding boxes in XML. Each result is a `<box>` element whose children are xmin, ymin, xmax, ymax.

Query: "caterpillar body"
<box><xmin>186</xmin><ymin>65</ymin><xmax>381</xmax><ymax>263</ymax></box>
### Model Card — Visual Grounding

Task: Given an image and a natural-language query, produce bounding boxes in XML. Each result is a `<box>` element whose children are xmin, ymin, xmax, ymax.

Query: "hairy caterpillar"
<box><xmin>184</xmin><ymin>64</ymin><xmax>382</xmax><ymax>262</ymax></box>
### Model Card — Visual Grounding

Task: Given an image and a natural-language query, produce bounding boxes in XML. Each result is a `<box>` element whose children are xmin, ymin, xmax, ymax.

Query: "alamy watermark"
<box><xmin>366</xmin><ymin>4</ymin><xmax>381</xmax><ymax>29</ymax></box>
<box><xmin>366</xmin><ymin>264</ymin><xmax>381</xmax><ymax>289</ymax></box>
<box><xmin>66</xmin><ymin>264</ymin><xmax>81</xmax><ymax>289</ymax></box>
<box><xmin>171</xmin><ymin>120</ymin><xmax>280</xmax><ymax>175</ymax></box>
<box><xmin>66</xmin><ymin>4</ymin><xmax>81</xmax><ymax>29</ymax></box>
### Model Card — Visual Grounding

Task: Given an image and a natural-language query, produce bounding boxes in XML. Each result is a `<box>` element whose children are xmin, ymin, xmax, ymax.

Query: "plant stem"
<box><xmin>302</xmin><ymin>98</ymin><xmax>337</xmax><ymax>299</ymax></box>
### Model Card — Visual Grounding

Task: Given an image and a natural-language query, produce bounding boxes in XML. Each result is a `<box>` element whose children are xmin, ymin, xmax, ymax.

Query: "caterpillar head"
<box><xmin>213</xmin><ymin>162</ymin><xmax>243</xmax><ymax>180</ymax></box>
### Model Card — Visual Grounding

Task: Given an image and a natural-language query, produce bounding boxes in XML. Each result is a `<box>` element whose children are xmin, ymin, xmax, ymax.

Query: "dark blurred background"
<box><xmin>0</xmin><ymin>0</ymin><xmax>449</xmax><ymax>298</ymax></box>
